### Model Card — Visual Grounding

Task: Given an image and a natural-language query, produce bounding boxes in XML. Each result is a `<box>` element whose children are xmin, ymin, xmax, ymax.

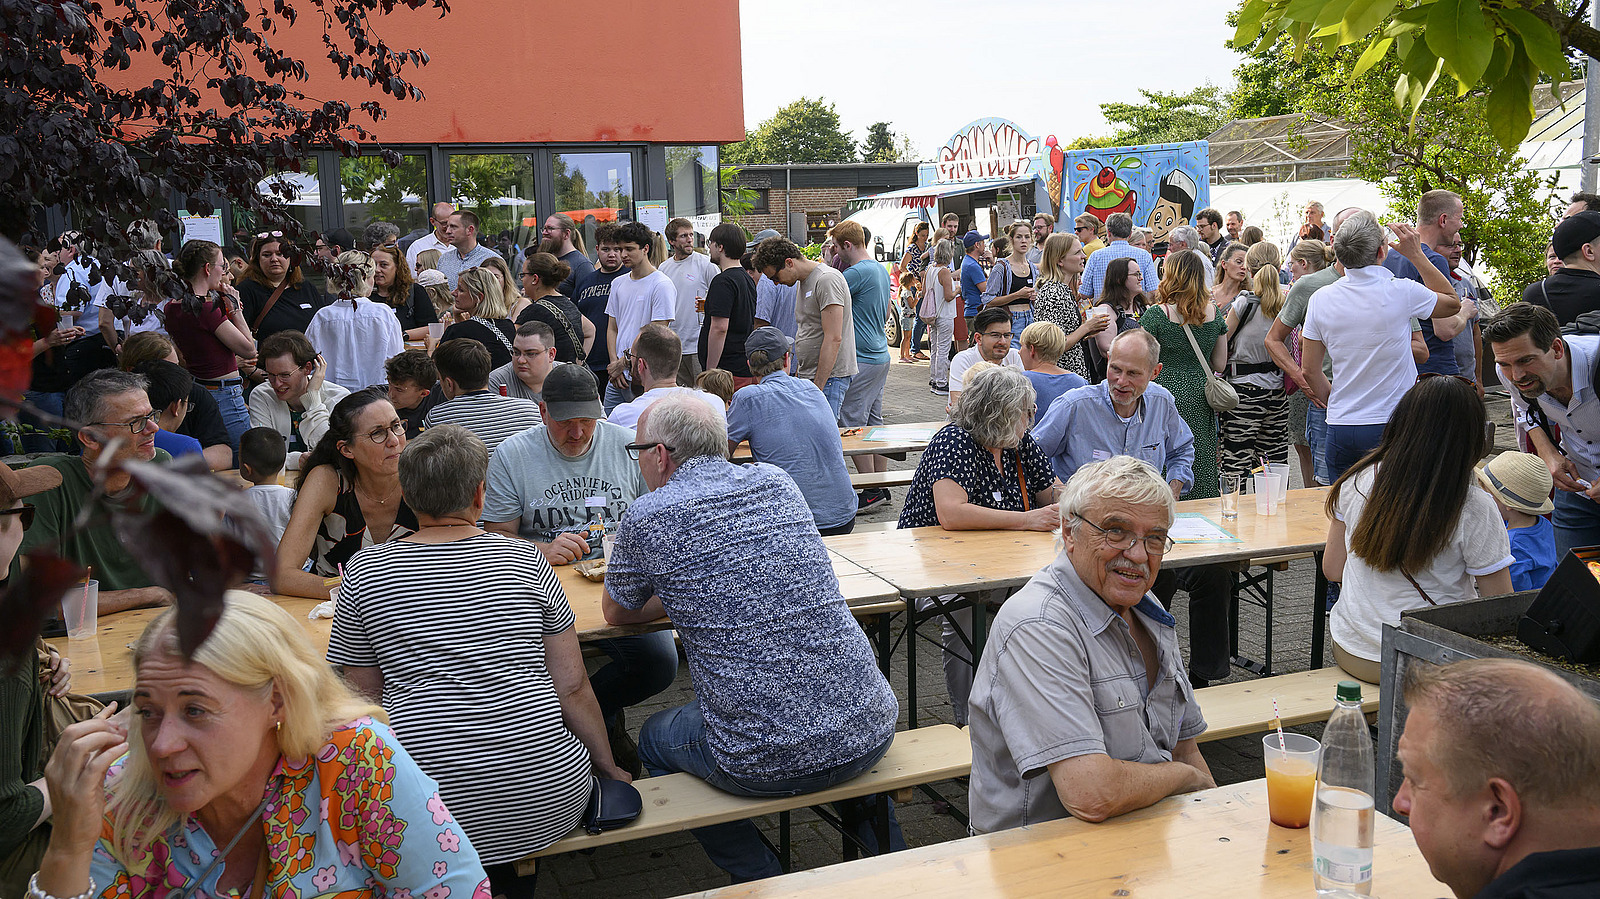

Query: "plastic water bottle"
<box><xmin>1312</xmin><ymin>681</ymin><xmax>1375</xmax><ymax>895</ymax></box>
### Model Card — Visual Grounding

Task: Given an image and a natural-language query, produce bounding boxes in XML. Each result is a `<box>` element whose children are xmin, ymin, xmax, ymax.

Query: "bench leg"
<box><xmin>905</xmin><ymin>595</ymin><xmax>919</xmax><ymax>728</ymax></box>
<box><xmin>779</xmin><ymin>811</ymin><xmax>792</xmax><ymax>873</ymax></box>
<box><xmin>1311</xmin><ymin>552</ymin><xmax>1328</xmax><ymax>669</ymax></box>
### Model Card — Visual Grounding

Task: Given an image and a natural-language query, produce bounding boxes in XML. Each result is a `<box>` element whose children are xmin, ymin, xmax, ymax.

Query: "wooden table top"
<box><xmin>731</xmin><ymin>421</ymin><xmax>944</xmax><ymax>463</ymax></box>
<box><xmin>65</xmin><ymin>552</ymin><xmax>900</xmax><ymax>696</ymax></box>
<box><xmin>824</xmin><ymin>487</ymin><xmax>1332</xmax><ymax>598</ymax></box>
<box><xmin>678</xmin><ymin>779</ymin><xmax>1445</xmax><ymax>899</ymax></box>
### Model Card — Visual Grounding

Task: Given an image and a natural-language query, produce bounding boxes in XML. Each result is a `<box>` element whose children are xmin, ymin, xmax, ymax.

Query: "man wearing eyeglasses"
<box><xmin>967</xmin><ymin>454</ymin><xmax>1214</xmax><ymax>834</ymax></box>
<box><xmin>404</xmin><ymin>201</ymin><xmax>454</xmax><ymax>271</ymax></box>
<box><xmin>11</xmin><ymin>371</ymin><xmax>176</xmax><ymax>614</ymax></box>
<box><xmin>1031</xmin><ymin>328</ymin><xmax>1232</xmax><ymax>689</ymax></box>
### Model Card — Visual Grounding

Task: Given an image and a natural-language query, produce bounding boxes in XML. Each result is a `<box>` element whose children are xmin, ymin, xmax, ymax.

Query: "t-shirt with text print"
<box><xmin>482</xmin><ymin>419</ymin><xmax>647</xmax><ymax>556</ymax></box>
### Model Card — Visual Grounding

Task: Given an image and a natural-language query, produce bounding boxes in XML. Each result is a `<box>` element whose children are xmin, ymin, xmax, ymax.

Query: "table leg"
<box><xmin>873</xmin><ymin>613</ymin><xmax>891</xmax><ymax>678</ymax></box>
<box><xmin>905</xmin><ymin>594</ymin><xmax>919</xmax><ymax>729</ymax></box>
<box><xmin>970</xmin><ymin>592</ymin><xmax>988</xmax><ymax>664</ymax></box>
<box><xmin>1311</xmin><ymin>551</ymin><xmax>1327</xmax><ymax>670</ymax></box>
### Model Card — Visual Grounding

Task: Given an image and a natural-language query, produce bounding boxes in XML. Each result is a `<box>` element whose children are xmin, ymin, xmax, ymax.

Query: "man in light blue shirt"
<box><xmin>726</xmin><ymin>327</ymin><xmax>858</xmax><ymax>535</ymax></box>
<box><xmin>960</xmin><ymin>230</ymin><xmax>989</xmax><ymax>324</ymax></box>
<box><xmin>1080</xmin><ymin>212</ymin><xmax>1159</xmax><ymax>299</ymax></box>
<box><xmin>1031</xmin><ymin>328</ymin><xmax>1231</xmax><ymax>687</ymax></box>
<box><xmin>436</xmin><ymin>210</ymin><xmax>500</xmax><ymax>288</ymax></box>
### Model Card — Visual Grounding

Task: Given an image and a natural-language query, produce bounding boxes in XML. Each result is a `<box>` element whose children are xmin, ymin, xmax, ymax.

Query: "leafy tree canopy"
<box><xmin>723</xmin><ymin>97</ymin><xmax>857</xmax><ymax>165</ymax></box>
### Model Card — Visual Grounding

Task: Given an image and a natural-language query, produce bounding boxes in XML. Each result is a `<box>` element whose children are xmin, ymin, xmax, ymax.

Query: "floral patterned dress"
<box><xmin>91</xmin><ymin>718</ymin><xmax>491</xmax><ymax>899</ymax></box>
<box><xmin>1033</xmin><ymin>278</ymin><xmax>1092</xmax><ymax>379</ymax></box>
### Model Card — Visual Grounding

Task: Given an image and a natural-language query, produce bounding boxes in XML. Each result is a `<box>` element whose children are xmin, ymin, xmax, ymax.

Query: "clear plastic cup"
<box><xmin>1263</xmin><ymin>732</ymin><xmax>1320</xmax><ymax>828</ymax></box>
<box><xmin>1254</xmin><ymin>473</ymin><xmax>1281</xmax><ymax>515</ymax></box>
<box><xmin>62</xmin><ymin>579</ymin><xmax>99</xmax><ymax>639</ymax></box>
<box><xmin>1220</xmin><ymin>474</ymin><xmax>1241</xmax><ymax>520</ymax></box>
<box><xmin>426</xmin><ymin>321</ymin><xmax>446</xmax><ymax>341</ymax></box>
<box><xmin>1265</xmin><ymin>462</ymin><xmax>1291</xmax><ymax>503</ymax></box>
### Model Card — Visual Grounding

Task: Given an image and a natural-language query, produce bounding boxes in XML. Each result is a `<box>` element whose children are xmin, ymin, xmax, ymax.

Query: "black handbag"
<box><xmin>583</xmin><ymin>776</ymin><xmax>642</xmax><ymax>834</ymax></box>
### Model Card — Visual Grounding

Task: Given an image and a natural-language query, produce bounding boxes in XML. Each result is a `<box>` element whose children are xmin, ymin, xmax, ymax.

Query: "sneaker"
<box><xmin>858</xmin><ymin>488</ymin><xmax>890</xmax><ymax>512</ymax></box>
<box><xmin>931</xmin><ymin>384</ymin><xmax>949</xmax><ymax>396</ymax></box>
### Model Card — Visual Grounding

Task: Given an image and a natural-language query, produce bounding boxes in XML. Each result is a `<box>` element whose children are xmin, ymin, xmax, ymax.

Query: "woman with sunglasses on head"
<box><xmin>165</xmin><ymin>240</ymin><xmax>256</xmax><ymax>453</ymax></box>
<box><xmin>1322</xmin><ymin>374</ymin><xmax>1512</xmax><ymax>683</ymax></box>
<box><xmin>237</xmin><ymin>232</ymin><xmax>328</xmax><ymax>345</ymax></box>
<box><xmin>274</xmin><ymin>388</ymin><xmax>417</xmax><ymax>599</ymax></box>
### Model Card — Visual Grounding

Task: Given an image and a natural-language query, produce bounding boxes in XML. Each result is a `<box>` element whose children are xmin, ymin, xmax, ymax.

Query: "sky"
<box><xmin>739</xmin><ymin>0</ymin><xmax>1244</xmax><ymax>159</ymax></box>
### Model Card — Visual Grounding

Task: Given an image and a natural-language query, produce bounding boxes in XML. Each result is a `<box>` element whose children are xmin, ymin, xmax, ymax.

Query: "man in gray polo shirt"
<box><xmin>968</xmin><ymin>455</ymin><xmax>1213</xmax><ymax>833</ymax></box>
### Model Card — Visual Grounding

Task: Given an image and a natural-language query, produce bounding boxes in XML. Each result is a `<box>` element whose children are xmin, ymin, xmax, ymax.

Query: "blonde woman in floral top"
<box><xmin>1032</xmin><ymin>233</ymin><xmax>1103</xmax><ymax>380</ymax></box>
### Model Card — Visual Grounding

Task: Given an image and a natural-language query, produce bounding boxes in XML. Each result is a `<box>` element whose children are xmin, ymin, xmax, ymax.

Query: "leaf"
<box><xmin>1232</xmin><ymin>0</ymin><xmax>1272</xmax><ymax>46</ymax></box>
<box><xmin>0</xmin><ymin>551</ymin><xmax>87</xmax><ymax>667</ymax></box>
<box><xmin>1284</xmin><ymin>0</ymin><xmax>1330</xmax><ymax>23</ymax></box>
<box><xmin>1485</xmin><ymin>47</ymin><xmax>1538</xmax><ymax>151</ymax></box>
<box><xmin>1312</xmin><ymin>0</ymin><xmax>1359</xmax><ymax>29</ymax></box>
<box><xmin>1425</xmin><ymin>0</ymin><xmax>1493</xmax><ymax>88</ymax></box>
<box><xmin>1499</xmin><ymin>7</ymin><xmax>1572</xmax><ymax>80</ymax></box>
<box><xmin>1341</xmin><ymin>0</ymin><xmax>1398</xmax><ymax>42</ymax></box>
<box><xmin>1482</xmin><ymin>37</ymin><xmax>1511</xmax><ymax>86</ymax></box>
<box><xmin>1350</xmin><ymin>36</ymin><xmax>1393</xmax><ymax>79</ymax></box>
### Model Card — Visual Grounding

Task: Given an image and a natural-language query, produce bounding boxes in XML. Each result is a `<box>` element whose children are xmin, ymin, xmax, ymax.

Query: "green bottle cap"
<box><xmin>1336</xmin><ymin>680</ymin><xmax>1363</xmax><ymax>702</ymax></box>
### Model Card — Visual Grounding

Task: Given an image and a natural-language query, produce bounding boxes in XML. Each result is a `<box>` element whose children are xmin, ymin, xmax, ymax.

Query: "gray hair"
<box><xmin>1106</xmin><ymin>213</ymin><xmax>1134</xmax><ymax>239</ymax></box>
<box><xmin>932</xmin><ymin>238</ymin><xmax>957</xmax><ymax>267</ymax></box>
<box><xmin>361</xmin><ymin>221</ymin><xmax>401</xmax><ymax>252</ymax></box>
<box><xmin>125</xmin><ymin>219</ymin><xmax>161</xmax><ymax>251</ymax></box>
<box><xmin>333</xmin><ymin>250</ymin><xmax>376</xmax><ymax>298</ymax></box>
<box><xmin>641</xmin><ymin>393</ymin><xmax>727</xmax><ymax>464</ymax></box>
<box><xmin>1167</xmin><ymin>225</ymin><xmax>1200</xmax><ymax>250</ymax></box>
<box><xmin>398</xmin><ymin>424</ymin><xmax>488</xmax><ymax>517</ymax></box>
<box><xmin>1110</xmin><ymin>327</ymin><xmax>1161</xmax><ymax>368</ymax></box>
<box><xmin>1332</xmin><ymin>210</ymin><xmax>1384</xmax><ymax>269</ymax></box>
<box><xmin>65</xmin><ymin>369</ymin><xmax>149</xmax><ymax>428</ymax></box>
<box><xmin>953</xmin><ymin>366</ymin><xmax>1034</xmax><ymax>450</ymax></box>
<box><xmin>1059</xmin><ymin>455</ymin><xmax>1175</xmax><ymax>530</ymax></box>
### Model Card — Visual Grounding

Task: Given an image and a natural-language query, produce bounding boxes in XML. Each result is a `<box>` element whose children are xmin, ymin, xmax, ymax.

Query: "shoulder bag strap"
<box><xmin>473</xmin><ymin>316</ymin><xmax>516</xmax><ymax>356</ymax></box>
<box><xmin>1016</xmin><ymin>454</ymin><xmax>1030</xmax><ymax>512</ymax></box>
<box><xmin>1399</xmin><ymin>567</ymin><xmax>1438</xmax><ymax>606</ymax></box>
<box><xmin>1180</xmin><ymin>321</ymin><xmax>1213</xmax><ymax>373</ymax></box>
<box><xmin>1226</xmin><ymin>298</ymin><xmax>1258</xmax><ymax>367</ymax></box>
<box><xmin>251</xmin><ymin>282</ymin><xmax>289</xmax><ymax>331</ymax></box>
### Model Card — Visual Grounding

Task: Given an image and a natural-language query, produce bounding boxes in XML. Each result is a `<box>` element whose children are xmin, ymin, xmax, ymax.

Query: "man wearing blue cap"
<box><xmin>960</xmin><ymin>230</ymin><xmax>989</xmax><ymax>348</ymax></box>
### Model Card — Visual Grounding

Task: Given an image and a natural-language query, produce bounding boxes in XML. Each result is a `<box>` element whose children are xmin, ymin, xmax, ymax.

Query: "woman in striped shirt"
<box><xmin>327</xmin><ymin>424</ymin><xmax>627</xmax><ymax>899</ymax></box>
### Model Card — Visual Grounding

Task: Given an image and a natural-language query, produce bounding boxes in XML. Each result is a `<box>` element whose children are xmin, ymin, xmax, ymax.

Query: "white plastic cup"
<box><xmin>601</xmin><ymin>534</ymin><xmax>615</xmax><ymax>560</ymax></box>
<box><xmin>62</xmin><ymin>579</ymin><xmax>99</xmax><ymax>639</ymax></box>
<box><xmin>426</xmin><ymin>321</ymin><xmax>446</xmax><ymax>341</ymax></box>
<box><xmin>1254</xmin><ymin>473</ymin><xmax>1281</xmax><ymax>515</ymax></box>
<box><xmin>1265</xmin><ymin>463</ymin><xmax>1291</xmax><ymax>503</ymax></box>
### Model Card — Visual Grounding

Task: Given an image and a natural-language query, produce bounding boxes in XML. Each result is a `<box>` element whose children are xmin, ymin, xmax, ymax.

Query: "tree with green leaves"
<box><xmin>1233</xmin><ymin>0</ymin><xmax>1593</xmax><ymax>149</ymax></box>
<box><xmin>1070</xmin><ymin>85</ymin><xmax>1232</xmax><ymax>149</ymax></box>
<box><xmin>860</xmin><ymin>121</ymin><xmax>917</xmax><ymax>162</ymax></box>
<box><xmin>723</xmin><ymin>97</ymin><xmax>857</xmax><ymax>165</ymax></box>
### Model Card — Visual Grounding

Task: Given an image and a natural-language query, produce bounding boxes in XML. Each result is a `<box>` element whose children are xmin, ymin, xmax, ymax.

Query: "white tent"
<box><xmin>1208</xmin><ymin>178</ymin><xmax>1391</xmax><ymax>249</ymax></box>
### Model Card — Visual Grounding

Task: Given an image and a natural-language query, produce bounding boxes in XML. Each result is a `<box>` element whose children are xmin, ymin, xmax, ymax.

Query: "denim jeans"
<box><xmin>1152</xmin><ymin>565</ymin><xmax>1233</xmax><ymax>682</ymax></box>
<box><xmin>589</xmin><ymin>630</ymin><xmax>679</xmax><ymax>724</ymax></box>
<box><xmin>1305</xmin><ymin>403</ymin><xmax>1330</xmax><ymax>486</ymax></box>
<box><xmin>19</xmin><ymin>390</ymin><xmax>68</xmax><ymax>453</ymax></box>
<box><xmin>639</xmin><ymin>701</ymin><xmax>905</xmax><ymax>882</ymax></box>
<box><xmin>603</xmin><ymin>381</ymin><xmax>633</xmax><ymax>416</ymax></box>
<box><xmin>1325</xmin><ymin>422</ymin><xmax>1386</xmax><ymax>483</ymax></box>
<box><xmin>202</xmin><ymin>382</ymin><xmax>251</xmax><ymax>462</ymax></box>
<box><xmin>1009</xmin><ymin>307</ymin><xmax>1035</xmax><ymax>349</ymax></box>
<box><xmin>821</xmin><ymin>375</ymin><xmax>852</xmax><ymax>423</ymax></box>
<box><xmin>910</xmin><ymin>316</ymin><xmax>927</xmax><ymax>353</ymax></box>
<box><xmin>1553</xmin><ymin>489</ymin><xmax>1600</xmax><ymax>559</ymax></box>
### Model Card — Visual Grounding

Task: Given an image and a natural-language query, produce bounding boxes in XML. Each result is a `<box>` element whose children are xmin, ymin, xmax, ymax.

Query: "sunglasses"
<box><xmin>0</xmin><ymin>505</ymin><xmax>35</xmax><ymax>529</ymax></box>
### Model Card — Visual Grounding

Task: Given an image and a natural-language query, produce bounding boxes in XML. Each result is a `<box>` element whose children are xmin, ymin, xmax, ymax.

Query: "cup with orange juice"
<box><xmin>1263</xmin><ymin>732</ymin><xmax>1319</xmax><ymax>828</ymax></box>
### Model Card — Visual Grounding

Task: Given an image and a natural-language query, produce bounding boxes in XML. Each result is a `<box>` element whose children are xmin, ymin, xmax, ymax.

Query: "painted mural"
<box><xmin>1054</xmin><ymin>140</ymin><xmax>1210</xmax><ymax>255</ymax></box>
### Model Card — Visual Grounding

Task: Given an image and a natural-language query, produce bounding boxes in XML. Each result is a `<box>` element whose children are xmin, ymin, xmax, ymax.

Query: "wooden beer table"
<box><xmin>674</xmin><ymin>779</ymin><xmax>1445</xmax><ymax>899</ymax></box>
<box><xmin>824</xmin><ymin>488</ymin><xmax>1335</xmax><ymax>724</ymax></box>
<box><xmin>731</xmin><ymin>421</ymin><xmax>944</xmax><ymax>463</ymax></box>
<box><xmin>66</xmin><ymin>552</ymin><xmax>901</xmax><ymax>696</ymax></box>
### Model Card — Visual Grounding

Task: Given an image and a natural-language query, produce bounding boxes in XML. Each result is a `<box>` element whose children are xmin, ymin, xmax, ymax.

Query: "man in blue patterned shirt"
<box><xmin>602</xmin><ymin>394</ymin><xmax>904</xmax><ymax>882</ymax></box>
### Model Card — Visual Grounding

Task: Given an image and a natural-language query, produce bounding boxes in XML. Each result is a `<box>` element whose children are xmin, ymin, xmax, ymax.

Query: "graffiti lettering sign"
<box><xmin>935</xmin><ymin>118</ymin><xmax>1041</xmax><ymax>183</ymax></box>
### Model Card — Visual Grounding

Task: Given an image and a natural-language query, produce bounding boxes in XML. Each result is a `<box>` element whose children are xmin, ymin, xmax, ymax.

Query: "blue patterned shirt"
<box><xmin>1081</xmin><ymin>240</ymin><xmax>1159</xmax><ymax>298</ymax></box>
<box><xmin>604</xmin><ymin>455</ymin><xmax>899</xmax><ymax>780</ymax></box>
<box><xmin>1032</xmin><ymin>381</ymin><xmax>1195</xmax><ymax>489</ymax></box>
<box><xmin>437</xmin><ymin>242</ymin><xmax>501</xmax><ymax>289</ymax></box>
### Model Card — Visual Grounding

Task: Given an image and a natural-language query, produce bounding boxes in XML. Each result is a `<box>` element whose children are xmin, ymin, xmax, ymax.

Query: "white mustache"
<box><xmin>1108</xmin><ymin>561</ymin><xmax>1150</xmax><ymax>579</ymax></box>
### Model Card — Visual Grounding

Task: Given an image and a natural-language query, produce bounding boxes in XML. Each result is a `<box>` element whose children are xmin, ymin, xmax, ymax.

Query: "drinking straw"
<box><xmin>80</xmin><ymin>567</ymin><xmax>92</xmax><ymax>630</ymax></box>
<box><xmin>1271</xmin><ymin>697</ymin><xmax>1288</xmax><ymax>752</ymax></box>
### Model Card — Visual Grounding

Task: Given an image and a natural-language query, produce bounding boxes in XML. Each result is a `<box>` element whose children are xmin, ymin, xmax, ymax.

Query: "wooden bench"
<box><xmin>1195</xmin><ymin>666</ymin><xmax>1378</xmax><ymax>743</ymax></box>
<box><xmin>517</xmin><ymin>724</ymin><xmax>971</xmax><ymax>873</ymax></box>
<box><xmin>850</xmin><ymin>470</ymin><xmax>916</xmax><ymax>490</ymax></box>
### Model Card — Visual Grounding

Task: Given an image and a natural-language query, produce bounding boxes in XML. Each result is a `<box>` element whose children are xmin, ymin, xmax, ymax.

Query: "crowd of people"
<box><xmin>7</xmin><ymin>186</ymin><xmax>1600</xmax><ymax>899</ymax></box>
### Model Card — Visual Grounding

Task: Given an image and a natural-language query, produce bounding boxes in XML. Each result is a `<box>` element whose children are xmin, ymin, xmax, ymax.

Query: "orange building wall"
<box><xmin>106</xmin><ymin>0</ymin><xmax>744</xmax><ymax>145</ymax></box>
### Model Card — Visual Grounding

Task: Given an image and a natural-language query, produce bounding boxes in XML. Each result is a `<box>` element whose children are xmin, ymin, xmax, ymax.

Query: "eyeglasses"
<box><xmin>1073</xmin><ymin>515</ymin><xmax>1174</xmax><ymax>555</ymax></box>
<box><xmin>89</xmin><ymin>411</ymin><xmax>160</xmax><ymax>435</ymax></box>
<box><xmin>255</xmin><ymin>231</ymin><xmax>284</xmax><ymax>239</ymax></box>
<box><xmin>1075</xmin><ymin>225</ymin><xmax>1095</xmax><ymax>232</ymax></box>
<box><xmin>361</xmin><ymin>422</ymin><xmax>407</xmax><ymax>444</ymax></box>
<box><xmin>624</xmin><ymin>441</ymin><xmax>674</xmax><ymax>461</ymax></box>
<box><xmin>510</xmin><ymin>348</ymin><xmax>549</xmax><ymax>360</ymax></box>
<box><xmin>1417</xmin><ymin>372</ymin><xmax>1476</xmax><ymax>388</ymax></box>
<box><xmin>0</xmin><ymin>505</ymin><xmax>35</xmax><ymax>529</ymax></box>
<box><xmin>980</xmin><ymin>331</ymin><xmax>1013</xmax><ymax>340</ymax></box>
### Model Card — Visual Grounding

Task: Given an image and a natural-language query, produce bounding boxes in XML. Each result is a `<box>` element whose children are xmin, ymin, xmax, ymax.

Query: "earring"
<box><xmin>275</xmin><ymin>721</ymin><xmax>282</xmax><ymax>733</ymax></box>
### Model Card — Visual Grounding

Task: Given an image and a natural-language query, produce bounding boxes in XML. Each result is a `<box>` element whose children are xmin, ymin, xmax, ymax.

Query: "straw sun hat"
<box><xmin>1475</xmin><ymin>452</ymin><xmax>1555</xmax><ymax>516</ymax></box>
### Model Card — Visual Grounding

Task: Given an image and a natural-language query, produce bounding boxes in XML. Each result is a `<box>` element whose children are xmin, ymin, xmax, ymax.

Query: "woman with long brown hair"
<box><xmin>371</xmin><ymin>243</ymin><xmax>437</xmax><ymax>339</ymax></box>
<box><xmin>1090</xmin><ymin>256</ymin><xmax>1149</xmax><ymax>361</ymax></box>
<box><xmin>165</xmin><ymin>240</ymin><xmax>257</xmax><ymax>454</ymax></box>
<box><xmin>1031</xmin><ymin>232</ymin><xmax>1102</xmax><ymax>380</ymax></box>
<box><xmin>1323</xmin><ymin>375</ymin><xmax>1511</xmax><ymax>682</ymax></box>
<box><xmin>1140</xmin><ymin>251</ymin><xmax>1227</xmax><ymax>498</ymax></box>
<box><xmin>237</xmin><ymin>232</ymin><xmax>326</xmax><ymax>342</ymax></box>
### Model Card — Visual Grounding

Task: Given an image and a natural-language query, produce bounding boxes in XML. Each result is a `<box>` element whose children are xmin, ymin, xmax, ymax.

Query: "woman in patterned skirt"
<box><xmin>1141</xmin><ymin>252</ymin><xmax>1228</xmax><ymax>499</ymax></box>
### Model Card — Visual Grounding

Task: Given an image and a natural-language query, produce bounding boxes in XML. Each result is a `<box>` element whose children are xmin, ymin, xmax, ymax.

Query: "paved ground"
<box><xmin>545</xmin><ymin>357</ymin><xmax>1519</xmax><ymax>898</ymax></box>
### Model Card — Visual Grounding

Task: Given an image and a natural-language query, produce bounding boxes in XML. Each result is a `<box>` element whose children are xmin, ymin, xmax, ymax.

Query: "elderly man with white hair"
<box><xmin>602</xmin><ymin>393</ymin><xmax>904</xmax><ymax>883</ymax></box>
<box><xmin>1164</xmin><ymin>224</ymin><xmax>1214</xmax><ymax>288</ymax></box>
<box><xmin>968</xmin><ymin>455</ymin><xmax>1215</xmax><ymax>834</ymax></box>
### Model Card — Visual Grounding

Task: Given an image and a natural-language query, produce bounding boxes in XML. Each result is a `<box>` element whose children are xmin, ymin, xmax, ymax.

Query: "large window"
<box><xmin>251</xmin><ymin>159</ymin><xmax>322</xmax><ymax>247</ymax></box>
<box><xmin>552</xmin><ymin>151</ymin><xmax>634</xmax><ymax>254</ymax></box>
<box><xmin>666</xmin><ymin>145</ymin><xmax>718</xmax><ymax>218</ymax></box>
<box><xmin>341</xmin><ymin>154</ymin><xmax>430</xmax><ymax>242</ymax></box>
<box><xmin>450</xmin><ymin>153</ymin><xmax>537</xmax><ymax>253</ymax></box>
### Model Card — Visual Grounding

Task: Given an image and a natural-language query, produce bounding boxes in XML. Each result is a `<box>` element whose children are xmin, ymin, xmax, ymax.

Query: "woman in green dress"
<box><xmin>1140</xmin><ymin>251</ymin><xmax>1229</xmax><ymax>499</ymax></box>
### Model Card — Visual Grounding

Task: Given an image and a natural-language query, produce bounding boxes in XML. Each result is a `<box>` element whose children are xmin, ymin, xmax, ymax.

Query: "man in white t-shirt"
<box><xmin>658</xmin><ymin>217</ymin><xmax>719</xmax><ymax>387</ymax></box>
<box><xmin>753</xmin><ymin>236</ymin><xmax>858</xmax><ymax>420</ymax></box>
<box><xmin>947</xmin><ymin>307</ymin><xmax>1024</xmax><ymax>414</ymax></box>
<box><xmin>607</xmin><ymin>324</ymin><xmax>725</xmax><ymax>435</ymax></box>
<box><xmin>1301</xmin><ymin>213</ymin><xmax>1460</xmax><ymax>481</ymax></box>
<box><xmin>403</xmin><ymin>202</ymin><xmax>453</xmax><ymax>270</ymax></box>
<box><xmin>604</xmin><ymin>221</ymin><xmax>677</xmax><ymax>414</ymax></box>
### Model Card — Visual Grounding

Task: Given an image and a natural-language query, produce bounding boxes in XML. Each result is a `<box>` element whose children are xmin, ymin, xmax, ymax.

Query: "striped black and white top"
<box><xmin>327</xmin><ymin>532</ymin><xmax>592</xmax><ymax>863</ymax></box>
<box><xmin>421</xmin><ymin>390</ymin><xmax>542</xmax><ymax>456</ymax></box>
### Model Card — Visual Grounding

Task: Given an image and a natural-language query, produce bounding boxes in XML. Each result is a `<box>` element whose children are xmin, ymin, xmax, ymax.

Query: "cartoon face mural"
<box><xmin>1146</xmin><ymin>169</ymin><xmax>1197</xmax><ymax>244</ymax></box>
<box><xmin>1059</xmin><ymin>142</ymin><xmax>1210</xmax><ymax>255</ymax></box>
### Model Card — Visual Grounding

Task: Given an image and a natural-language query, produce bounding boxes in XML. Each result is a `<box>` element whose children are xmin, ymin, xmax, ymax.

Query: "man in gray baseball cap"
<box><xmin>726</xmin><ymin>327</ymin><xmax>858</xmax><ymax>535</ymax></box>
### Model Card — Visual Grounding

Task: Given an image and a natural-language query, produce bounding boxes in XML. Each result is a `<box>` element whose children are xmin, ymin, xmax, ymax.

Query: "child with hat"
<box><xmin>1476</xmin><ymin>452</ymin><xmax>1557</xmax><ymax>591</ymax></box>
